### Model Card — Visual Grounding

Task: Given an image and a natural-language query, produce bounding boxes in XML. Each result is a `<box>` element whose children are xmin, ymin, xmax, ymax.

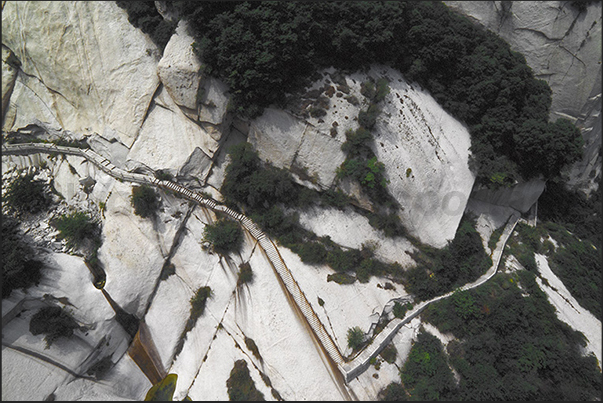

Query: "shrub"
<box><xmin>327</xmin><ymin>272</ymin><xmax>356</xmax><ymax>285</ymax></box>
<box><xmin>393</xmin><ymin>301</ymin><xmax>411</xmax><ymax>319</ymax></box>
<box><xmin>144</xmin><ymin>374</ymin><xmax>179</xmax><ymax>401</ymax></box>
<box><xmin>190</xmin><ymin>286</ymin><xmax>212</xmax><ymax>322</ymax></box>
<box><xmin>51</xmin><ymin>211</ymin><xmax>99</xmax><ymax>249</ymax></box>
<box><xmin>326</xmin><ymin>248</ymin><xmax>362</xmax><ymax>272</ymax></box>
<box><xmin>347</xmin><ymin>326</ymin><xmax>366</xmax><ymax>351</ymax></box>
<box><xmin>245</xmin><ymin>336</ymin><xmax>261</xmax><ymax>361</ymax></box>
<box><xmin>203</xmin><ymin>218</ymin><xmax>243</xmax><ymax>255</ymax></box>
<box><xmin>131</xmin><ymin>184</ymin><xmax>161</xmax><ymax>219</ymax></box>
<box><xmin>358</xmin><ymin>103</ymin><xmax>381</xmax><ymax>129</ymax></box>
<box><xmin>3</xmin><ymin>173</ymin><xmax>50</xmax><ymax>214</ymax></box>
<box><xmin>380</xmin><ymin>343</ymin><xmax>397</xmax><ymax>364</ymax></box>
<box><xmin>226</xmin><ymin>359</ymin><xmax>265</xmax><ymax>401</ymax></box>
<box><xmin>238</xmin><ymin>262</ymin><xmax>253</xmax><ymax>286</ymax></box>
<box><xmin>154</xmin><ymin>169</ymin><xmax>173</xmax><ymax>181</ymax></box>
<box><xmin>29</xmin><ymin>306</ymin><xmax>80</xmax><ymax>347</ymax></box>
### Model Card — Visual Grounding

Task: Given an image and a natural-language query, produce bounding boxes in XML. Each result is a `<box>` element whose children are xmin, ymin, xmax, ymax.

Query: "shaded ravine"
<box><xmin>2</xmin><ymin>142</ymin><xmax>520</xmax><ymax>387</ymax></box>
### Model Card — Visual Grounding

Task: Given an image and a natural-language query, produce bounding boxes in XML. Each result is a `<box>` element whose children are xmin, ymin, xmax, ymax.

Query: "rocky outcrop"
<box><xmin>126</xmin><ymin>86</ymin><xmax>219</xmax><ymax>179</ymax></box>
<box><xmin>157</xmin><ymin>20</ymin><xmax>202</xmax><ymax>114</ymax></box>
<box><xmin>248</xmin><ymin>65</ymin><xmax>475</xmax><ymax>248</ymax></box>
<box><xmin>444</xmin><ymin>0</ymin><xmax>602</xmax><ymax>193</ymax></box>
<box><xmin>1</xmin><ymin>1</ymin><xmax>161</xmax><ymax>148</ymax></box>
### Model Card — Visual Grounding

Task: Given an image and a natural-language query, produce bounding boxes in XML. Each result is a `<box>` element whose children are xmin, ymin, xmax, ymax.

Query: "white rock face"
<box><xmin>157</xmin><ymin>20</ymin><xmax>202</xmax><ymax>112</ymax></box>
<box><xmin>369</xmin><ymin>66</ymin><xmax>475</xmax><ymax>248</ymax></box>
<box><xmin>126</xmin><ymin>87</ymin><xmax>218</xmax><ymax>176</ymax></box>
<box><xmin>1</xmin><ymin>1</ymin><xmax>161</xmax><ymax>148</ymax></box>
<box><xmin>298</xmin><ymin>205</ymin><xmax>417</xmax><ymax>267</ymax></box>
<box><xmin>249</xmin><ymin>65</ymin><xmax>474</xmax><ymax>248</ymax></box>
<box><xmin>444</xmin><ymin>0</ymin><xmax>602</xmax><ymax>191</ymax></box>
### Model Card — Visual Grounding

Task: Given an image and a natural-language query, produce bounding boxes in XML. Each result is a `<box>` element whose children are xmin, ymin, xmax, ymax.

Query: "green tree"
<box><xmin>203</xmin><ymin>219</ymin><xmax>243</xmax><ymax>255</ymax></box>
<box><xmin>131</xmin><ymin>184</ymin><xmax>161</xmax><ymax>219</ymax></box>
<box><xmin>346</xmin><ymin>326</ymin><xmax>366</xmax><ymax>351</ymax></box>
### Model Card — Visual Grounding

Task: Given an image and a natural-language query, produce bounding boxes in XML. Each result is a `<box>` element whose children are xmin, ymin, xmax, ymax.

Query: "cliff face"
<box><xmin>444</xmin><ymin>0</ymin><xmax>602</xmax><ymax>193</ymax></box>
<box><xmin>2</xmin><ymin>1</ymin><xmax>599</xmax><ymax>401</ymax></box>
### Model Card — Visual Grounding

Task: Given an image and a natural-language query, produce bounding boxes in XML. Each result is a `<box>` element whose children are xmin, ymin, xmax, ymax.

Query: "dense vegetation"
<box><xmin>226</xmin><ymin>359</ymin><xmax>265</xmax><ymax>401</ymax></box>
<box><xmin>405</xmin><ymin>272</ymin><xmax>602</xmax><ymax>401</ymax></box>
<box><xmin>2</xmin><ymin>217</ymin><xmax>45</xmax><ymax>299</ymax></box>
<box><xmin>171</xmin><ymin>0</ymin><xmax>583</xmax><ymax>185</ymax></box>
<box><xmin>404</xmin><ymin>215</ymin><xmax>492</xmax><ymax>301</ymax></box>
<box><xmin>538</xmin><ymin>181</ymin><xmax>601</xmax><ymax>247</ymax></box>
<box><xmin>115</xmin><ymin>1</ymin><xmax>176</xmax><ymax>51</ymax></box>
<box><xmin>380</xmin><ymin>330</ymin><xmax>455</xmax><ymax>400</ymax></box>
<box><xmin>3</xmin><ymin>173</ymin><xmax>51</xmax><ymax>215</ymax></box>
<box><xmin>29</xmin><ymin>305</ymin><xmax>81</xmax><ymax>348</ymax></box>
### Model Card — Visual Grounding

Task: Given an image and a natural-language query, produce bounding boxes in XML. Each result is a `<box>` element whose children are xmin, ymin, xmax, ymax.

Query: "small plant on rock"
<box><xmin>131</xmin><ymin>184</ymin><xmax>161</xmax><ymax>219</ymax></box>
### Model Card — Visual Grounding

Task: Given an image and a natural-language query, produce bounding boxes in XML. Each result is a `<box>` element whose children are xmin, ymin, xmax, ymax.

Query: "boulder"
<box><xmin>1</xmin><ymin>1</ymin><xmax>161</xmax><ymax>148</ymax></box>
<box><xmin>157</xmin><ymin>20</ymin><xmax>202</xmax><ymax>113</ymax></box>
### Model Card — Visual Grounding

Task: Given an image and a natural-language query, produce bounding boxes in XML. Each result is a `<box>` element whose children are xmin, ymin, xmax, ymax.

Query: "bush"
<box><xmin>392</xmin><ymin>301</ymin><xmax>413</xmax><ymax>319</ymax></box>
<box><xmin>51</xmin><ymin>211</ymin><xmax>100</xmax><ymax>249</ymax></box>
<box><xmin>190</xmin><ymin>286</ymin><xmax>212</xmax><ymax>322</ymax></box>
<box><xmin>380</xmin><ymin>343</ymin><xmax>398</xmax><ymax>364</ymax></box>
<box><xmin>203</xmin><ymin>218</ymin><xmax>243</xmax><ymax>255</ymax></box>
<box><xmin>347</xmin><ymin>326</ymin><xmax>366</xmax><ymax>351</ymax></box>
<box><xmin>327</xmin><ymin>272</ymin><xmax>356</xmax><ymax>285</ymax></box>
<box><xmin>358</xmin><ymin>103</ymin><xmax>381</xmax><ymax>129</ymax></box>
<box><xmin>3</xmin><ymin>173</ymin><xmax>50</xmax><ymax>215</ymax></box>
<box><xmin>29</xmin><ymin>306</ymin><xmax>80</xmax><ymax>347</ymax></box>
<box><xmin>226</xmin><ymin>360</ymin><xmax>265</xmax><ymax>401</ymax></box>
<box><xmin>245</xmin><ymin>337</ymin><xmax>261</xmax><ymax>361</ymax></box>
<box><xmin>238</xmin><ymin>262</ymin><xmax>253</xmax><ymax>286</ymax></box>
<box><xmin>131</xmin><ymin>185</ymin><xmax>161</xmax><ymax>219</ymax></box>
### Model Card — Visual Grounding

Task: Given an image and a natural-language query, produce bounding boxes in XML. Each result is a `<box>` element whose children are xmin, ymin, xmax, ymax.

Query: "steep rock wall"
<box><xmin>1</xmin><ymin>1</ymin><xmax>161</xmax><ymax>148</ymax></box>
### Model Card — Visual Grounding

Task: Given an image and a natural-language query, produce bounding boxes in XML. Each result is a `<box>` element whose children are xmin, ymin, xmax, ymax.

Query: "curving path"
<box><xmin>2</xmin><ymin>142</ymin><xmax>520</xmax><ymax>384</ymax></box>
<box><xmin>339</xmin><ymin>211</ymin><xmax>520</xmax><ymax>381</ymax></box>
